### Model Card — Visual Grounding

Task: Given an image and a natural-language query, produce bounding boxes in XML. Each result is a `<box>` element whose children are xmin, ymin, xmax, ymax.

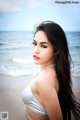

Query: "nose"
<box><xmin>34</xmin><ymin>46</ymin><xmax>40</xmax><ymax>54</ymax></box>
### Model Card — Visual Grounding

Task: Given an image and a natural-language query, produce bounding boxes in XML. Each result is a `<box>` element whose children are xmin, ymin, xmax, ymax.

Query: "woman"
<box><xmin>22</xmin><ymin>21</ymin><xmax>80</xmax><ymax>120</ymax></box>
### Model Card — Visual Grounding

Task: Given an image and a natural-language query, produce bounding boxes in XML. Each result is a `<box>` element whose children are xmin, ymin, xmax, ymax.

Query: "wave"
<box><xmin>0</xmin><ymin>68</ymin><xmax>37</xmax><ymax>76</ymax></box>
<box><xmin>12</xmin><ymin>57</ymin><xmax>34</xmax><ymax>64</ymax></box>
<box><xmin>0</xmin><ymin>65</ymin><xmax>79</xmax><ymax>77</ymax></box>
<box><xmin>5</xmin><ymin>69</ymin><xmax>36</xmax><ymax>76</ymax></box>
<box><xmin>0</xmin><ymin>46</ymin><xmax>31</xmax><ymax>50</ymax></box>
<box><xmin>0</xmin><ymin>43</ymin><xmax>6</xmax><ymax>46</ymax></box>
<box><xmin>0</xmin><ymin>64</ymin><xmax>39</xmax><ymax>76</ymax></box>
<box><xmin>70</xmin><ymin>45</ymin><xmax>80</xmax><ymax>49</ymax></box>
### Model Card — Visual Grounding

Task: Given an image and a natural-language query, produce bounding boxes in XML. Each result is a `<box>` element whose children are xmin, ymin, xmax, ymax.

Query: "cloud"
<box><xmin>0</xmin><ymin>0</ymin><xmax>22</xmax><ymax>12</ymax></box>
<box><xmin>0</xmin><ymin>0</ymin><xmax>50</xmax><ymax>12</ymax></box>
<box><xmin>26</xmin><ymin>0</ymin><xmax>50</xmax><ymax>8</ymax></box>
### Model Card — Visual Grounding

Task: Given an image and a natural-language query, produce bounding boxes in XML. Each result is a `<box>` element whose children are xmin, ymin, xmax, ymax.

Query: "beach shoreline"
<box><xmin>0</xmin><ymin>74</ymin><xmax>80</xmax><ymax>120</ymax></box>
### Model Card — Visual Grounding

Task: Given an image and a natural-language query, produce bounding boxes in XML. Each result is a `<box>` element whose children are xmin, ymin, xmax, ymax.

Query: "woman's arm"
<box><xmin>36</xmin><ymin>75</ymin><xmax>63</xmax><ymax>120</ymax></box>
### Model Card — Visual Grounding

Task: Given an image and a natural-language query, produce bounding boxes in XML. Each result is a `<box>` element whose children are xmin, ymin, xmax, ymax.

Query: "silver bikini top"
<box><xmin>22</xmin><ymin>85</ymin><xmax>48</xmax><ymax>115</ymax></box>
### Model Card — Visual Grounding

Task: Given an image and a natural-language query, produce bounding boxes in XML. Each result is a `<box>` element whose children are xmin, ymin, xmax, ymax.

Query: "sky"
<box><xmin>0</xmin><ymin>0</ymin><xmax>80</xmax><ymax>31</ymax></box>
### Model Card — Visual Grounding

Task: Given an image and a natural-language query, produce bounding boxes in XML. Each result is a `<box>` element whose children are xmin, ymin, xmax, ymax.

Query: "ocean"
<box><xmin>0</xmin><ymin>31</ymin><xmax>80</xmax><ymax>77</ymax></box>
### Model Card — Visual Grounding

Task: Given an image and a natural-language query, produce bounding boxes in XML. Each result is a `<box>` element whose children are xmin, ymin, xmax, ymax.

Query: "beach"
<box><xmin>0</xmin><ymin>31</ymin><xmax>80</xmax><ymax>119</ymax></box>
<box><xmin>0</xmin><ymin>74</ymin><xmax>80</xmax><ymax>120</ymax></box>
<box><xmin>0</xmin><ymin>74</ymin><xmax>33</xmax><ymax>120</ymax></box>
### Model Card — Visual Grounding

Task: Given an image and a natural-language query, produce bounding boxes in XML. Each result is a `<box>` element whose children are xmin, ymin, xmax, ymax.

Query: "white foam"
<box><xmin>6</xmin><ymin>70</ymin><xmax>33</xmax><ymax>76</ymax></box>
<box><xmin>0</xmin><ymin>68</ymin><xmax>38</xmax><ymax>76</ymax></box>
<box><xmin>12</xmin><ymin>57</ymin><xmax>34</xmax><ymax>64</ymax></box>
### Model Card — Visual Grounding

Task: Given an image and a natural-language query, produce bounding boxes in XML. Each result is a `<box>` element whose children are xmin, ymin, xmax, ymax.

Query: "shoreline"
<box><xmin>0</xmin><ymin>74</ymin><xmax>80</xmax><ymax>120</ymax></box>
<box><xmin>0</xmin><ymin>73</ymin><xmax>80</xmax><ymax>91</ymax></box>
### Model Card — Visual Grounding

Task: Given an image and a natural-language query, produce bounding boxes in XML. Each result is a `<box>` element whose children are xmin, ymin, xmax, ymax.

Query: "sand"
<box><xmin>0</xmin><ymin>74</ymin><xmax>80</xmax><ymax>120</ymax></box>
<box><xmin>0</xmin><ymin>74</ymin><xmax>33</xmax><ymax>120</ymax></box>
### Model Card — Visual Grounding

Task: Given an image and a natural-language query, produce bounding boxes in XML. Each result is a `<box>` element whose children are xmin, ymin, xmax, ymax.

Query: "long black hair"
<box><xmin>34</xmin><ymin>21</ymin><xmax>80</xmax><ymax>120</ymax></box>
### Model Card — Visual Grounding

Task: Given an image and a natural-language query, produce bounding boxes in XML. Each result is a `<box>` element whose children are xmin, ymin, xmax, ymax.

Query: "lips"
<box><xmin>33</xmin><ymin>55</ymin><xmax>40</xmax><ymax>60</ymax></box>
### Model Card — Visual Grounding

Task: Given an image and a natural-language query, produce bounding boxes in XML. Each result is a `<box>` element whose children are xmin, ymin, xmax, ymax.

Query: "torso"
<box><xmin>24</xmin><ymin>68</ymin><xmax>59</xmax><ymax>120</ymax></box>
<box><xmin>25</xmin><ymin>107</ymin><xmax>49</xmax><ymax>120</ymax></box>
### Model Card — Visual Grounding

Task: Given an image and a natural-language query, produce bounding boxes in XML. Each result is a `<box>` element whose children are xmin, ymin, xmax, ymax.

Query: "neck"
<box><xmin>34</xmin><ymin>63</ymin><xmax>55</xmax><ymax>78</ymax></box>
<box><xmin>41</xmin><ymin>63</ymin><xmax>55</xmax><ymax>71</ymax></box>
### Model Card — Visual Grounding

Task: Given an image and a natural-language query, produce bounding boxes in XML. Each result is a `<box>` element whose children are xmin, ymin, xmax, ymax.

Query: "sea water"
<box><xmin>0</xmin><ymin>31</ymin><xmax>80</xmax><ymax>77</ymax></box>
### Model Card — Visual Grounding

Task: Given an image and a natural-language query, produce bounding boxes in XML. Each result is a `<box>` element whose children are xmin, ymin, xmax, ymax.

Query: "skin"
<box><xmin>25</xmin><ymin>31</ymin><xmax>63</xmax><ymax>120</ymax></box>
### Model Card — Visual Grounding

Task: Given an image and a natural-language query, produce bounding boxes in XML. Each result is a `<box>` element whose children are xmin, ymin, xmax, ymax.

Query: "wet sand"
<box><xmin>0</xmin><ymin>74</ymin><xmax>80</xmax><ymax>120</ymax></box>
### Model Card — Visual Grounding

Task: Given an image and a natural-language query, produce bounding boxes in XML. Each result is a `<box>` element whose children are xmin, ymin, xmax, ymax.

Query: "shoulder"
<box><xmin>36</xmin><ymin>69</ymin><xmax>59</xmax><ymax>92</ymax></box>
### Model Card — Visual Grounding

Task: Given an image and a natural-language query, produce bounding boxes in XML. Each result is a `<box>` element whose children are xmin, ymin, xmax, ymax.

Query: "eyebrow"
<box><xmin>33</xmin><ymin>40</ymin><xmax>49</xmax><ymax>45</ymax></box>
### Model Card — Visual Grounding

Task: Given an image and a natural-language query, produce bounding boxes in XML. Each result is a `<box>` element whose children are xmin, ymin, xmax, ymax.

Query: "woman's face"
<box><xmin>32</xmin><ymin>30</ymin><xmax>55</xmax><ymax>67</ymax></box>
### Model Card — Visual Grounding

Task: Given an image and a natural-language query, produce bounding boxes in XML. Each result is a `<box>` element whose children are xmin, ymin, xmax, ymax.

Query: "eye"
<box><xmin>32</xmin><ymin>42</ymin><xmax>37</xmax><ymax>46</ymax></box>
<box><xmin>41</xmin><ymin>45</ymin><xmax>47</xmax><ymax>48</ymax></box>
